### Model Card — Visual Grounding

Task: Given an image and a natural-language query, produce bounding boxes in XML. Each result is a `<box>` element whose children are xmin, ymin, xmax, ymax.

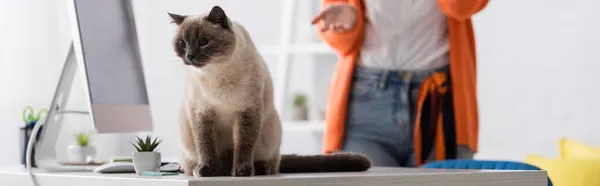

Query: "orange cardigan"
<box><xmin>316</xmin><ymin>0</ymin><xmax>488</xmax><ymax>161</ymax></box>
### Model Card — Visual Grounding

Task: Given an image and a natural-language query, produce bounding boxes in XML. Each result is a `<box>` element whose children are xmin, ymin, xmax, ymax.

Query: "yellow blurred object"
<box><xmin>525</xmin><ymin>154</ymin><xmax>600</xmax><ymax>186</ymax></box>
<box><xmin>559</xmin><ymin>137</ymin><xmax>600</xmax><ymax>160</ymax></box>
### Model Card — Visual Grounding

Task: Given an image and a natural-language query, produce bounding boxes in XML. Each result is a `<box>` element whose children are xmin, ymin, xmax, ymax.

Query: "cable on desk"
<box><xmin>25</xmin><ymin>115</ymin><xmax>46</xmax><ymax>174</ymax></box>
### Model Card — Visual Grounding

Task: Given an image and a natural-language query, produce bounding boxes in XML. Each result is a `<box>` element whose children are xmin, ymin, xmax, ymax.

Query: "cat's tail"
<box><xmin>279</xmin><ymin>153</ymin><xmax>371</xmax><ymax>173</ymax></box>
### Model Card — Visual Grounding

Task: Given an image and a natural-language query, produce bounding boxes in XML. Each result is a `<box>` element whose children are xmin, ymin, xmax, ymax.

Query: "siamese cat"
<box><xmin>169</xmin><ymin>6</ymin><xmax>371</xmax><ymax>177</ymax></box>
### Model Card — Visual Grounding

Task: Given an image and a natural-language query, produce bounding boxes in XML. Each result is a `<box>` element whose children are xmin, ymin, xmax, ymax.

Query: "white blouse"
<box><xmin>358</xmin><ymin>0</ymin><xmax>450</xmax><ymax>71</ymax></box>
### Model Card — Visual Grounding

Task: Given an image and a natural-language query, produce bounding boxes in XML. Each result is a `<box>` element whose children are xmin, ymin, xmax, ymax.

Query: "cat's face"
<box><xmin>169</xmin><ymin>6</ymin><xmax>235</xmax><ymax>68</ymax></box>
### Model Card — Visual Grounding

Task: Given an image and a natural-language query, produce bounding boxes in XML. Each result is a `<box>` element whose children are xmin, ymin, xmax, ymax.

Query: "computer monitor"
<box><xmin>70</xmin><ymin>0</ymin><xmax>153</xmax><ymax>133</ymax></box>
<box><xmin>32</xmin><ymin>0</ymin><xmax>152</xmax><ymax>171</ymax></box>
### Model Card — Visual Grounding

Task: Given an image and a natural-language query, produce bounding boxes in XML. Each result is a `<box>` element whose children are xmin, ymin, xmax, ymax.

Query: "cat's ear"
<box><xmin>206</xmin><ymin>6</ymin><xmax>230</xmax><ymax>29</ymax></box>
<box><xmin>168</xmin><ymin>12</ymin><xmax>187</xmax><ymax>25</ymax></box>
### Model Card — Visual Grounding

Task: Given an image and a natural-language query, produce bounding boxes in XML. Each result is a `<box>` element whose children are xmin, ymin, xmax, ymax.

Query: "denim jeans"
<box><xmin>341</xmin><ymin>65</ymin><xmax>473</xmax><ymax>167</ymax></box>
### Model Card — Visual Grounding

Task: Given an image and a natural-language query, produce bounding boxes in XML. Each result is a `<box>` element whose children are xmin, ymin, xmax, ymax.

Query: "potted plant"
<box><xmin>131</xmin><ymin>135</ymin><xmax>162</xmax><ymax>174</ymax></box>
<box><xmin>67</xmin><ymin>132</ymin><xmax>96</xmax><ymax>163</ymax></box>
<box><xmin>292</xmin><ymin>93</ymin><xmax>308</xmax><ymax>121</ymax></box>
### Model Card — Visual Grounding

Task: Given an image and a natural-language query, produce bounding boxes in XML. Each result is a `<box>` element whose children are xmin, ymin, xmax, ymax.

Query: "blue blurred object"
<box><xmin>421</xmin><ymin>159</ymin><xmax>553</xmax><ymax>186</ymax></box>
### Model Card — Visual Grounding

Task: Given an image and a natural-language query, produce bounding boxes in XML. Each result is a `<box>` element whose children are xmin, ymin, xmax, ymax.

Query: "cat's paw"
<box><xmin>232</xmin><ymin>162</ymin><xmax>254</xmax><ymax>177</ymax></box>
<box><xmin>254</xmin><ymin>161</ymin><xmax>273</xmax><ymax>176</ymax></box>
<box><xmin>193</xmin><ymin>163</ymin><xmax>220</xmax><ymax>177</ymax></box>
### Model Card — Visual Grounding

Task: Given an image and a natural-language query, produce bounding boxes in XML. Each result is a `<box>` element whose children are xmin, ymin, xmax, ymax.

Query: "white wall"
<box><xmin>2</xmin><ymin>0</ymin><xmax>600</xmax><ymax>166</ymax></box>
<box><xmin>473</xmin><ymin>0</ymin><xmax>600</xmax><ymax>160</ymax></box>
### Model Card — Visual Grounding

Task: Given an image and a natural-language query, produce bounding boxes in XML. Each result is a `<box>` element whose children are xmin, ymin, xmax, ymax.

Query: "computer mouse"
<box><xmin>160</xmin><ymin>162</ymin><xmax>181</xmax><ymax>172</ymax></box>
<box><xmin>93</xmin><ymin>162</ymin><xmax>135</xmax><ymax>173</ymax></box>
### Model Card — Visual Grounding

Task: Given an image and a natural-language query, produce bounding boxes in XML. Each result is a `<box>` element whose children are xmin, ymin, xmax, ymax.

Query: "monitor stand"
<box><xmin>32</xmin><ymin>42</ymin><xmax>98</xmax><ymax>172</ymax></box>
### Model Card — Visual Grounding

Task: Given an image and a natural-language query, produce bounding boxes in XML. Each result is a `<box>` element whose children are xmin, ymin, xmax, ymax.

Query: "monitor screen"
<box><xmin>71</xmin><ymin>0</ymin><xmax>153</xmax><ymax>133</ymax></box>
<box><xmin>74</xmin><ymin>0</ymin><xmax>148</xmax><ymax>105</ymax></box>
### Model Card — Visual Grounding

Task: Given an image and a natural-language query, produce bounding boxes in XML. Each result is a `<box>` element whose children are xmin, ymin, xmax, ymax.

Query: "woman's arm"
<box><xmin>437</xmin><ymin>0</ymin><xmax>489</xmax><ymax>21</ymax></box>
<box><xmin>313</xmin><ymin>0</ymin><xmax>365</xmax><ymax>56</ymax></box>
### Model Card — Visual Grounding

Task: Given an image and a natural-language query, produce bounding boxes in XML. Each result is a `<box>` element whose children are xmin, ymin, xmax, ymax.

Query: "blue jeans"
<box><xmin>341</xmin><ymin>65</ymin><xmax>473</xmax><ymax>167</ymax></box>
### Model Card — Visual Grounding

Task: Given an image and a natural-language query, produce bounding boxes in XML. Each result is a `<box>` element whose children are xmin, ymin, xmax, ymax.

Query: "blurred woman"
<box><xmin>312</xmin><ymin>0</ymin><xmax>488</xmax><ymax>167</ymax></box>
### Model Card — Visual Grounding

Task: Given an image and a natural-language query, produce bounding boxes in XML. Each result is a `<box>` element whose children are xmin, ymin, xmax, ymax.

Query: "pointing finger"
<box><xmin>311</xmin><ymin>13</ymin><xmax>324</xmax><ymax>24</ymax></box>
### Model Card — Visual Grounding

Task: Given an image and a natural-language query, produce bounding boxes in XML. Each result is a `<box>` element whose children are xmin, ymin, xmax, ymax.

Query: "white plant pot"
<box><xmin>67</xmin><ymin>145</ymin><xmax>96</xmax><ymax>163</ymax></box>
<box><xmin>291</xmin><ymin>107</ymin><xmax>309</xmax><ymax>121</ymax></box>
<box><xmin>132</xmin><ymin>152</ymin><xmax>161</xmax><ymax>174</ymax></box>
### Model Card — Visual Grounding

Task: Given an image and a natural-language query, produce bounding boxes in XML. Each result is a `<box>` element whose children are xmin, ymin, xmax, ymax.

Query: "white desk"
<box><xmin>0</xmin><ymin>166</ymin><xmax>548</xmax><ymax>186</ymax></box>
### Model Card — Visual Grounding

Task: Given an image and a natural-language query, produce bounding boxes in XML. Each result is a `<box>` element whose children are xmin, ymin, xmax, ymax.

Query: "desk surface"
<box><xmin>1</xmin><ymin>166</ymin><xmax>547</xmax><ymax>186</ymax></box>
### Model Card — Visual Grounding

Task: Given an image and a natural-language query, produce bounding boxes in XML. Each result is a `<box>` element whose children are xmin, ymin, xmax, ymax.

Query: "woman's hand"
<box><xmin>311</xmin><ymin>2</ymin><xmax>357</xmax><ymax>33</ymax></box>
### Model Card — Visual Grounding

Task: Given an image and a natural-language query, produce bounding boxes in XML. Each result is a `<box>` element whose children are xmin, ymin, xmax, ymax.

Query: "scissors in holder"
<box><xmin>22</xmin><ymin>105</ymin><xmax>48</xmax><ymax>126</ymax></box>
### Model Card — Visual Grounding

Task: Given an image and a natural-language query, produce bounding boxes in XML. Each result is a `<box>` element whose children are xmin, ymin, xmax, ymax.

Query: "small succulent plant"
<box><xmin>131</xmin><ymin>135</ymin><xmax>162</xmax><ymax>152</ymax></box>
<box><xmin>76</xmin><ymin>132</ymin><xmax>89</xmax><ymax>147</ymax></box>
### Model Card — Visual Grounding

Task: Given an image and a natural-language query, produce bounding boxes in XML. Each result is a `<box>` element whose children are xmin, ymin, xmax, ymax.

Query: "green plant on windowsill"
<box><xmin>293</xmin><ymin>94</ymin><xmax>306</xmax><ymax>108</ymax></box>
<box><xmin>292</xmin><ymin>93</ymin><xmax>308</xmax><ymax>121</ymax></box>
